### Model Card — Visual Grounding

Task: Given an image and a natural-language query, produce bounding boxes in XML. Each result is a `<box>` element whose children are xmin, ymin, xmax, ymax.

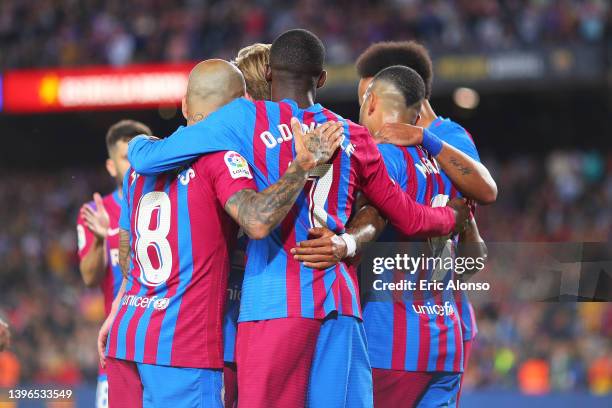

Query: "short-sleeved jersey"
<box><xmin>106</xmin><ymin>151</ymin><xmax>256</xmax><ymax>369</ymax></box>
<box><xmin>363</xmin><ymin>144</ymin><xmax>464</xmax><ymax>373</ymax></box>
<box><xmin>429</xmin><ymin>117</ymin><xmax>479</xmax><ymax>341</ymax></box>
<box><xmin>128</xmin><ymin>98</ymin><xmax>456</xmax><ymax>323</ymax></box>
<box><xmin>77</xmin><ymin>190</ymin><xmax>124</xmax><ymax>316</ymax></box>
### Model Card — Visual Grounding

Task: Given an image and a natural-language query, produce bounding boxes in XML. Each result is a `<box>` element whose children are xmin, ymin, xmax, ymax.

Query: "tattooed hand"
<box><xmin>292</xmin><ymin>117</ymin><xmax>344</xmax><ymax>171</ymax></box>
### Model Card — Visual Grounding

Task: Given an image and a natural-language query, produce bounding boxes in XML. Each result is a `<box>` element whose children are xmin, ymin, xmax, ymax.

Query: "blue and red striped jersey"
<box><xmin>223</xmin><ymin>235</ymin><xmax>247</xmax><ymax>363</ymax></box>
<box><xmin>77</xmin><ymin>189</ymin><xmax>124</xmax><ymax>377</ymax></box>
<box><xmin>128</xmin><ymin>97</ymin><xmax>456</xmax><ymax>322</ymax></box>
<box><xmin>363</xmin><ymin>144</ymin><xmax>465</xmax><ymax>373</ymax></box>
<box><xmin>106</xmin><ymin>151</ymin><xmax>256</xmax><ymax>368</ymax></box>
<box><xmin>429</xmin><ymin>117</ymin><xmax>480</xmax><ymax>342</ymax></box>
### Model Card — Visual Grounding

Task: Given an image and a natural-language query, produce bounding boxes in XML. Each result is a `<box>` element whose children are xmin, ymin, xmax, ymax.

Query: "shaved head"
<box><xmin>359</xmin><ymin>66</ymin><xmax>426</xmax><ymax>136</ymax></box>
<box><xmin>183</xmin><ymin>59</ymin><xmax>246</xmax><ymax>124</ymax></box>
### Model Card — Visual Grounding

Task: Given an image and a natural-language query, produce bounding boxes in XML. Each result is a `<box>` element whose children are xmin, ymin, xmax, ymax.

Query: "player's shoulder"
<box><xmin>342</xmin><ymin>118</ymin><xmax>371</xmax><ymax>141</ymax></box>
<box><xmin>203</xmin><ymin>97</ymin><xmax>255</xmax><ymax>122</ymax></box>
<box><xmin>430</xmin><ymin>117</ymin><xmax>469</xmax><ymax>139</ymax></box>
<box><xmin>377</xmin><ymin>143</ymin><xmax>404</xmax><ymax>158</ymax></box>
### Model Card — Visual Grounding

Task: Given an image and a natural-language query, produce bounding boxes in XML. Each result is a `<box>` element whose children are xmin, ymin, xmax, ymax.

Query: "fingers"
<box><xmin>93</xmin><ymin>192</ymin><xmax>104</xmax><ymax>210</ymax></box>
<box><xmin>303</xmin><ymin>261</ymin><xmax>337</xmax><ymax>270</ymax></box>
<box><xmin>292</xmin><ymin>246</ymin><xmax>334</xmax><ymax>256</ymax></box>
<box><xmin>376</xmin><ymin>123</ymin><xmax>422</xmax><ymax>146</ymax></box>
<box><xmin>81</xmin><ymin>204</ymin><xmax>96</xmax><ymax>217</ymax></box>
<box><xmin>295</xmin><ymin>236</ymin><xmax>333</xmax><ymax>248</ymax></box>
<box><xmin>293</xmin><ymin>254</ymin><xmax>337</xmax><ymax>263</ymax></box>
<box><xmin>290</xmin><ymin>117</ymin><xmax>304</xmax><ymax>140</ymax></box>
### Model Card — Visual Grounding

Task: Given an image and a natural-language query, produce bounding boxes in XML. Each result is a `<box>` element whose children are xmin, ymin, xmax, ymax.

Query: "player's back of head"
<box><xmin>356</xmin><ymin>41</ymin><xmax>433</xmax><ymax>98</ymax></box>
<box><xmin>106</xmin><ymin>120</ymin><xmax>152</xmax><ymax>154</ymax></box>
<box><xmin>270</xmin><ymin>29</ymin><xmax>325</xmax><ymax>77</ymax></box>
<box><xmin>234</xmin><ymin>43</ymin><xmax>271</xmax><ymax>100</ymax></box>
<box><xmin>187</xmin><ymin>59</ymin><xmax>245</xmax><ymax>106</ymax></box>
<box><xmin>185</xmin><ymin>59</ymin><xmax>246</xmax><ymax>119</ymax></box>
<box><xmin>372</xmin><ymin>65</ymin><xmax>425</xmax><ymax>108</ymax></box>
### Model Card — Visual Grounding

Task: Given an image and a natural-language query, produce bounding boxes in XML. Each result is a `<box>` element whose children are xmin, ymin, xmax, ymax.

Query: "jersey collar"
<box><xmin>280</xmin><ymin>98</ymin><xmax>323</xmax><ymax>113</ymax></box>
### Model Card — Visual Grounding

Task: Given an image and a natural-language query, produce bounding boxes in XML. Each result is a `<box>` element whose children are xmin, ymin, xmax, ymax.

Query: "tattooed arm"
<box><xmin>224</xmin><ymin>118</ymin><xmax>343</xmax><ymax>240</ymax></box>
<box><xmin>375</xmin><ymin>123</ymin><xmax>497</xmax><ymax>205</ymax></box>
<box><xmin>434</xmin><ymin>143</ymin><xmax>497</xmax><ymax>205</ymax></box>
<box><xmin>119</xmin><ymin>229</ymin><xmax>130</xmax><ymax>278</ymax></box>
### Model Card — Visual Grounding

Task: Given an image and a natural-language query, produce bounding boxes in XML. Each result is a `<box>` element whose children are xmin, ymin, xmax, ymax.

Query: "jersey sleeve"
<box><xmin>119</xmin><ymin>170</ymin><xmax>132</xmax><ymax>231</ymax></box>
<box><xmin>353</xmin><ymin>128</ymin><xmax>455</xmax><ymax>237</ymax></box>
<box><xmin>76</xmin><ymin>204</ymin><xmax>96</xmax><ymax>259</ymax></box>
<box><xmin>128</xmin><ymin>98</ymin><xmax>254</xmax><ymax>175</ymax></box>
<box><xmin>434</xmin><ymin>124</ymin><xmax>481</xmax><ymax>162</ymax></box>
<box><xmin>197</xmin><ymin>151</ymin><xmax>258</xmax><ymax>207</ymax></box>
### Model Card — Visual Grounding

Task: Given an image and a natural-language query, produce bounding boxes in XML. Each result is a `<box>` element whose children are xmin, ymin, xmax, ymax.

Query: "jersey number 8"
<box><xmin>135</xmin><ymin>191</ymin><xmax>172</xmax><ymax>287</ymax></box>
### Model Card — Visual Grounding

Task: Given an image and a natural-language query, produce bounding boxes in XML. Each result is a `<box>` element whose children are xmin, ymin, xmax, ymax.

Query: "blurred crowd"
<box><xmin>0</xmin><ymin>0</ymin><xmax>610</xmax><ymax>70</ymax></box>
<box><xmin>0</xmin><ymin>150</ymin><xmax>610</xmax><ymax>393</ymax></box>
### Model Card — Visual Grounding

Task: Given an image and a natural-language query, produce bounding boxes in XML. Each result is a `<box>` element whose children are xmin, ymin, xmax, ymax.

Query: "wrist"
<box><xmin>93</xmin><ymin>234</ymin><xmax>106</xmax><ymax>244</ymax></box>
<box><xmin>339</xmin><ymin>233</ymin><xmax>357</xmax><ymax>258</ymax></box>
<box><xmin>292</xmin><ymin>158</ymin><xmax>314</xmax><ymax>174</ymax></box>
<box><xmin>421</xmin><ymin>128</ymin><xmax>444</xmax><ymax>156</ymax></box>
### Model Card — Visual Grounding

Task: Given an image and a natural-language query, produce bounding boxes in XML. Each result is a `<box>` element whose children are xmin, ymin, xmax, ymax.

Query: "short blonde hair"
<box><xmin>234</xmin><ymin>43</ymin><xmax>271</xmax><ymax>101</ymax></box>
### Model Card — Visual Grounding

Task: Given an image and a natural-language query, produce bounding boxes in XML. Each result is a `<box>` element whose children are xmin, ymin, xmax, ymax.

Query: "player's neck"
<box><xmin>418</xmin><ymin>99</ymin><xmax>438</xmax><ymax>128</ymax></box>
<box><xmin>271</xmin><ymin>79</ymin><xmax>316</xmax><ymax>109</ymax></box>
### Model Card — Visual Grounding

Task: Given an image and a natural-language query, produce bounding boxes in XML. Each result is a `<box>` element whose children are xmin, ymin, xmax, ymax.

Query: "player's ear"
<box><xmin>106</xmin><ymin>158</ymin><xmax>117</xmax><ymax>178</ymax></box>
<box><xmin>181</xmin><ymin>96</ymin><xmax>188</xmax><ymax>121</ymax></box>
<box><xmin>265</xmin><ymin>65</ymin><xmax>272</xmax><ymax>82</ymax></box>
<box><xmin>368</xmin><ymin>92</ymin><xmax>377</xmax><ymax>116</ymax></box>
<box><xmin>316</xmin><ymin>70</ymin><xmax>327</xmax><ymax>89</ymax></box>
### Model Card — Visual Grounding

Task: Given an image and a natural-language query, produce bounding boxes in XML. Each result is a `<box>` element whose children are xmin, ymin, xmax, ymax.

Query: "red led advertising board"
<box><xmin>2</xmin><ymin>63</ymin><xmax>195</xmax><ymax>113</ymax></box>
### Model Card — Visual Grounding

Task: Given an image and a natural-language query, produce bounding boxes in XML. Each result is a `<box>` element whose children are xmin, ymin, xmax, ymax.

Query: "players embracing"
<box><xmin>92</xmin><ymin>29</ymin><xmax>493</xmax><ymax>408</ymax></box>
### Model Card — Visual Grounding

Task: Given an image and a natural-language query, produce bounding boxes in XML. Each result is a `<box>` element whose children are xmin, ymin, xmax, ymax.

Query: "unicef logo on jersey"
<box><xmin>121</xmin><ymin>294</ymin><xmax>170</xmax><ymax>310</ymax></box>
<box><xmin>153</xmin><ymin>297</ymin><xmax>170</xmax><ymax>310</ymax></box>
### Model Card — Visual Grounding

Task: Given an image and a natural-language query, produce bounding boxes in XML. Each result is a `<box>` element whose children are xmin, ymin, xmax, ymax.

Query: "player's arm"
<box><xmin>376</xmin><ymin>124</ymin><xmax>497</xmax><ymax>205</ymax></box>
<box><xmin>128</xmin><ymin>99</ymin><xmax>248</xmax><ymax>175</ymax></box>
<box><xmin>119</xmin><ymin>229</ymin><xmax>130</xmax><ymax>278</ymax></box>
<box><xmin>224</xmin><ymin>120</ymin><xmax>343</xmax><ymax>239</ymax></box>
<box><xmin>358</xmin><ymin>133</ymin><xmax>468</xmax><ymax>237</ymax></box>
<box><xmin>456</xmin><ymin>216</ymin><xmax>487</xmax><ymax>280</ymax></box>
<box><xmin>118</xmin><ymin>170</ymin><xmax>132</xmax><ymax>278</ymax></box>
<box><xmin>97</xmin><ymin>277</ymin><xmax>127</xmax><ymax>368</ymax></box>
<box><xmin>291</xmin><ymin>194</ymin><xmax>386</xmax><ymax>269</ymax></box>
<box><xmin>77</xmin><ymin>193</ymin><xmax>110</xmax><ymax>287</ymax></box>
<box><xmin>0</xmin><ymin>317</ymin><xmax>10</xmax><ymax>352</ymax></box>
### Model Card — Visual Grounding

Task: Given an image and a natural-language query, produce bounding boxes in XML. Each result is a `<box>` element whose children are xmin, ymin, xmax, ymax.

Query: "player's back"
<box><xmin>363</xmin><ymin>143</ymin><xmax>464</xmax><ymax>373</ymax></box>
<box><xmin>107</xmin><ymin>152</ymin><xmax>245</xmax><ymax>369</ymax></box>
<box><xmin>235</xmin><ymin>98</ymin><xmax>379</xmax><ymax>322</ymax></box>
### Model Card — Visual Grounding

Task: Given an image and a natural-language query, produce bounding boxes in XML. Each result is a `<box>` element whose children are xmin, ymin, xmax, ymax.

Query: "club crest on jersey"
<box><xmin>224</xmin><ymin>151</ymin><xmax>253</xmax><ymax>179</ymax></box>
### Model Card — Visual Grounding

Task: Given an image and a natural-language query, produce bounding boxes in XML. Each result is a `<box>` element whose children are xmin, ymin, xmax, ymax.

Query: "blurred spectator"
<box><xmin>0</xmin><ymin>0</ymin><xmax>609</xmax><ymax>70</ymax></box>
